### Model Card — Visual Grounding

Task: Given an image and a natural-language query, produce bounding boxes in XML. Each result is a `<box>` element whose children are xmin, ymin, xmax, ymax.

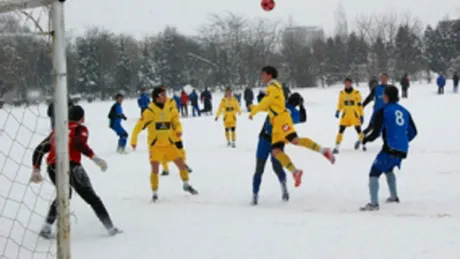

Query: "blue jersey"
<box><xmin>363</xmin><ymin>84</ymin><xmax>386</xmax><ymax>111</ymax></box>
<box><xmin>259</xmin><ymin>104</ymin><xmax>306</xmax><ymax>140</ymax></box>
<box><xmin>364</xmin><ymin>102</ymin><xmax>417</xmax><ymax>158</ymax></box>
<box><xmin>108</xmin><ymin>102</ymin><xmax>126</xmax><ymax>127</ymax></box>
<box><xmin>137</xmin><ymin>93</ymin><xmax>150</xmax><ymax>111</ymax></box>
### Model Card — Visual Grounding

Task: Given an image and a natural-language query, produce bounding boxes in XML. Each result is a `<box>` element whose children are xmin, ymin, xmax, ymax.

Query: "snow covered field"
<box><xmin>1</xmin><ymin>83</ymin><xmax>460</xmax><ymax>259</ymax></box>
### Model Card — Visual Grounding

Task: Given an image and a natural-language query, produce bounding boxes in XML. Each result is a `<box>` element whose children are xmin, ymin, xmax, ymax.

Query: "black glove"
<box><xmin>121</xmin><ymin>114</ymin><xmax>127</xmax><ymax>120</ymax></box>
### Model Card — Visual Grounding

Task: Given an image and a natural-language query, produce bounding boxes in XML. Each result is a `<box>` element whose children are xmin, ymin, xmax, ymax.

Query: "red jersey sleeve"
<box><xmin>74</xmin><ymin>125</ymin><xmax>95</xmax><ymax>158</ymax></box>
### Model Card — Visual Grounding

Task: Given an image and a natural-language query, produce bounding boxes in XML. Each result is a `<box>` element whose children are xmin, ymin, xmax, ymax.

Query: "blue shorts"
<box><xmin>372</xmin><ymin>151</ymin><xmax>402</xmax><ymax>173</ymax></box>
<box><xmin>256</xmin><ymin>137</ymin><xmax>284</xmax><ymax>160</ymax></box>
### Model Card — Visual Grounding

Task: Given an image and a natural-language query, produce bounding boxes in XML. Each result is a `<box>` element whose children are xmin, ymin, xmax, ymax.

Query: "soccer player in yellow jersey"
<box><xmin>249</xmin><ymin>66</ymin><xmax>335</xmax><ymax>187</ymax></box>
<box><xmin>130</xmin><ymin>87</ymin><xmax>198</xmax><ymax>202</ymax></box>
<box><xmin>215</xmin><ymin>87</ymin><xmax>241</xmax><ymax>147</ymax></box>
<box><xmin>159</xmin><ymin>85</ymin><xmax>192</xmax><ymax>176</ymax></box>
<box><xmin>333</xmin><ymin>78</ymin><xmax>365</xmax><ymax>154</ymax></box>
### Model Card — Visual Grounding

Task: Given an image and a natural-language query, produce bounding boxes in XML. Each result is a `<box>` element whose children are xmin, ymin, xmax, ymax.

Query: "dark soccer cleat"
<box><xmin>161</xmin><ymin>170</ymin><xmax>169</xmax><ymax>176</ymax></box>
<box><xmin>38</xmin><ymin>226</ymin><xmax>54</xmax><ymax>239</ymax></box>
<box><xmin>332</xmin><ymin>148</ymin><xmax>339</xmax><ymax>154</ymax></box>
<box><xmin>282</xmin><ymin>191</ymin><xmax>289</xmax><ymax>201</ymax></box>
<box><xmin>362</xmin><ymin>145</ymin><xmax>367</xmax><ymax>151</ymax></box>
<box><xmin>183</xmin><ymin>185</ymin><xmax>198</xmax><ymax>195</ymax></box>
<box><xmin>251</xmin><ymin>194</ymin><xmax>258</xmax><ymax>206</ymax></box>
<box><xmin>386</xmin><ymin>197</ymin><xmax>400</xmax><ymax>203</ymax></box>
<box><xmin>231</xmin><ymin>142</ymin><xmax>236</xmax><ymax>148</ymax></box>
<box><xmin>108</xmin><ymin>227</ymin><xmax>123</xmax><ymax>236</ymax></box>
<box><xmin>186</xmin><ymin>165</ymin><xmax>193</xmax><ymax>173</ymax></box>
<box><xmin>152</xmin><ymin>193</ymin><xmax>158</xmax><ymax>202</ymax></box>
<box><xmin>359</xmin><ymin>203</ymin><xmax>379</xmax><ymax>211</ymax></box>
<box><xmin>354</xmin><ymin>141</ymin><xmax>361</xmax><ymax>150</ymax></box>
<box><xmin>227</xmin><ymin>141</ymin><xmax>231</xmax><ymax>147</ymax></box>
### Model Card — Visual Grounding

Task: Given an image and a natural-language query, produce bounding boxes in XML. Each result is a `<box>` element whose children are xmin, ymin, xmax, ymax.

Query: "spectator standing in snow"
<box><xmin>189</xmin><ymin>89</ymin><xmax>200</xmax><ymax>117</ymax></box>
<box><xmin>243</xmin><ymin>87</ymin><xmax>254</xmax><ymax>112</ymax></box>
<box><xmin>437</xmin><ymin>73</ymin><xmax>446</xmax><ymax>95</ymax></box>
<box><xmin>180</xmin><ymin>90</ymin><xmax>189</xmax><ymax>117</ymax></box>
<box><xmin>200</xmin><ymin>88</ymin><xmax>212</xmax><ymax>115</ymax></box>
<box><xmin>453</xmin><ymin>72</ymin><xmax>459</xmax><ymax>93</ymax></box>
<box><xmin>400</xmin><ymin>74</ymin><xmax>410</xmax><ymax>98</ymax></box>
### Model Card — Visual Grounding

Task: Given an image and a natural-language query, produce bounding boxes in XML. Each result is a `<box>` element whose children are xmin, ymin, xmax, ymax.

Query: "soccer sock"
<box><xmin>178</xmin><ymin>148</ymin><xmax>186</xmax><ymax>161</ymax></box>
<box><xmin>359</xmin><ymin>132</ymin><xmax>364</xmax><ymax>142</ymax></box>
<box><xmin>252</xmin><ymin>172</ymin><xmax>262</xmax><ymax>194</ymax></box>
<box><xmin>335</xmin><ymin>133</ymin><xmax>343</xmax><ymax>145</ymax></box>
<box><xmin>298</xmin><ymin>137</ymin><xmax>321</xmax><ymax>152</ymax></box>
<box><xmin>385</xmin><ymin>172</ymin><xmax>398</xmax><ymax>198</ymax></box>
<box><xmin>150</xmin><ymin>173</ymin><xmax>159</xmax><ymax>191</ymax></box>
<box><xmin>179</xmin><ymin>169</ymin><xmax>189</xmax><ymax>182</ymax></box>
<box><xmin>369</xmin><ymin>177</ymin><xmax>379</xmax><ymax>205</ymax></box>
<box><xmin>161</xmin><ymin>160</ymin><xmax>169</xmax><ymax>172</ymax></box>
<box><xmin>274</xmin><ymin>152</ymin><xmax>297</xmax><ymax>173</ymax></box>
<box><xmin>225</xmin><ymin>130</ymin><xmax>230</xmax><ymax>141</ymax></box>
<box><xmin>232</xmin><ymin>131</ymin><xmax>236</xmax><ymax>142</ymax></box>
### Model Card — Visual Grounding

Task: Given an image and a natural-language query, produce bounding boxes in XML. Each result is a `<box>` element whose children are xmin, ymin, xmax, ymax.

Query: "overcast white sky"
<box><xmin>63</xmin><ymin>0</ymin><xmax>460</xmax><ymax>38</ymax></box>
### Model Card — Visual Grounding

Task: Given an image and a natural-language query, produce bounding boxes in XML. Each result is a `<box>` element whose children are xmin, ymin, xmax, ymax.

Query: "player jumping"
<box><xmin>360</xmin><ymin>86</ymin><xmax>418</xmax><ymax>211</ymax></box>
<box><xmin>249</xmin><ymin>66</ymin><xmax>335</xmax><ymax>187</ymax></box>
<box><xmin>130</xmin><ymin>87</ymin><xmax>198</xmax><ymax>202</ymax></box>
<box><xmin>252</xmin><ymin>92</ymin><xmax>306</xmax><ymax>205</ymax></box>
<box><xmin>333</xmin><ymin>77</ymin><xmax>365</xmax><ymax>154</ymax></box>
<box><xmin>31</xmin><ymin>105</ymin><xmax>121</xmax><ymax>238</ymax></box>
<box><xmin>215</xmin><ymin>87</ymin><xmax>241</xmax><ymax>148</ymax></box>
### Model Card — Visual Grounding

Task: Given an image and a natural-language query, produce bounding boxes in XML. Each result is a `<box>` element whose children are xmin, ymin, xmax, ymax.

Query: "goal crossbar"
<box><xmin>0</xmin><ymin>0</ymin><xmax>53</xmax><ymax>14</ymax></box>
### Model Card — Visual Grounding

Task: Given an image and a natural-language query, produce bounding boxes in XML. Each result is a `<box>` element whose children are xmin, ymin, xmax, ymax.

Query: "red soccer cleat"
<box><xmin>322</xmin><ymin>148</ymin><xmax>336</xmax><ymax>164</ymax></box>
<box><xmin>293</xmin><ymin>169</ymin><xmax>303</xmax><ymax>187</ymax></box>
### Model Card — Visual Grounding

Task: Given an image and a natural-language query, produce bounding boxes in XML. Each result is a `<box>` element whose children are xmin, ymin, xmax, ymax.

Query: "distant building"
<box><xmin>284</xmin><ymin>26</ymin><xmax>325</xmax><ymax>46</ymax></box>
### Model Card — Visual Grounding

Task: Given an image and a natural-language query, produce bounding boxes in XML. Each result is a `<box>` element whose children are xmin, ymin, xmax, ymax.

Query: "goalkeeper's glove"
<box><xmin>92</xmin><ymin>156</ymin><xmax>108</xmax><ymax>172</ymax></box>
<box><xmin>30</xmin><ymin>168</ymin><xmax>43</xmax><ymax>183</ymax></box>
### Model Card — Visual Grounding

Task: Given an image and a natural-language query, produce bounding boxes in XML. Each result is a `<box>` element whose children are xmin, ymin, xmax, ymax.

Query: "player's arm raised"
<box><xmin>249</xmin><ymin>86</ymin><xmax>275</xmax><ymax>117</ymax></box>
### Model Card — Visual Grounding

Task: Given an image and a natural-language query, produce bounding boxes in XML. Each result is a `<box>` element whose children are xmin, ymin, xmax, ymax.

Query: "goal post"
<box><xmin>0</xmin><ymin>1</ymin><xmax>70</xmax><ymax>259</ymax></box>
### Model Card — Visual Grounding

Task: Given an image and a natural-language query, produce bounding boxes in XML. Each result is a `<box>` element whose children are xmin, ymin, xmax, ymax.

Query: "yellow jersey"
<box><xmin>249</xmin><ymin>80</ymin><xmax>286</xmax><ymax>119</ymax></box>
<box><xmin>216</xmin><ymin>96</ymin><xmax>241</xmax><ymax>119</ymax></box>
<box><xmin>336</xmin><ymin>88</ymin><xmax>363</xmax><ymax>116</ymax></box>
<box><xmin>130</xmin><ymin>101</ymin><xmax>182</xmax><ymax>148</ymax></box>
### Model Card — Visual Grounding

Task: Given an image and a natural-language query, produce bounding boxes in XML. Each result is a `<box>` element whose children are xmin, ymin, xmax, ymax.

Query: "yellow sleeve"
<box><xmin>216</xmin><ymin>99</ymin><xmax>224</xmax><ymax>119</ymax></box>
<box><xmin>249</xmin><ymin>86</ymin><xmax>276</xmax><ymax>116</ymax></box>
<box><xmin>336</xmin><ymin>91</ymin><xmax>344</xmax><ymax>112</ymax></box>
<box><xmin>235</xmin><ymin>99</ymin><xmax>241</xmax><ymax>114</ymax></box>
<box><xmin>130</xmin><ymin>109</ymin><xmax>153</xmax><ymax>146</ymax></box>
<box><xmin>171</xmin><ymin>106</ymin><xmax>182</xmax><ymax>133</ymax></box>
<box><xmin>356</xmin><ymin>91</ymin><xmax>363</xmax><ymax>116</ymax></box>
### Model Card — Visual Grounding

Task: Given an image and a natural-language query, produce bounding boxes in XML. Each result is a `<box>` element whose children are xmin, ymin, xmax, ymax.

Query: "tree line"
<box><xmin>0</xmin><ymin>12</ymin><xmax>459</xmax><ymax>101</ymax></box>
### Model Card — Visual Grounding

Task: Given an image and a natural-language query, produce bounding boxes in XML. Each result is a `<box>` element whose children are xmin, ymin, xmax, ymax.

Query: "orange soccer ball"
<box><xmin>261</xmin><ymin>0</ymin><xmax>275</xmax><ymax>12</ymax></box>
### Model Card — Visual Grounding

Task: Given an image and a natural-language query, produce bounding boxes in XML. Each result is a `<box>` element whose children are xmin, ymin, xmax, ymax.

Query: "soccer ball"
<box><xmin>261</xmin><ymin>0</ymin><xmax>275</xmax><ymax>11</ymax></box>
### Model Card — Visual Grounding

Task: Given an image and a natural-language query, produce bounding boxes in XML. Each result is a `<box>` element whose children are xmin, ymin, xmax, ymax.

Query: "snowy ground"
<box><xmin>1</xmin><ymin>83</ymin><xmax>460</xmax><ymax>259</ymax></box>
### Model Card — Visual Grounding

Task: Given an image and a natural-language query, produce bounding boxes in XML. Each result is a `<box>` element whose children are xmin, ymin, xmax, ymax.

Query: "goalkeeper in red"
<box><xmin>249</xmin><ymin>66</ymin><xmax>335</xmax><ymax>187</ymax></box>
<box><xmin>31</xmin><ymin>105</ymin><xmax>121</xmax><ymax>238</ymax></box>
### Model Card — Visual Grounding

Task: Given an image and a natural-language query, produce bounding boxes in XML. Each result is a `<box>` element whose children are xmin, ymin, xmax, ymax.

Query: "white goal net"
<box><xmin>0</xmin><ymin>1</ymin><xmax>70</xmax><ymax>259</ymax></box>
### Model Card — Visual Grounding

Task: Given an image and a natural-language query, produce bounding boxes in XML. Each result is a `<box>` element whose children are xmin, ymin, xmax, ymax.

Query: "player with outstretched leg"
<box><xmin>249</xmin><ymin>66</ymin><xmax>335</xmax><ymax>188</ymax></box>
<box><xmin>360</xmin><ymin>86</ymin><xmax>418</xmax><ymax>211</ymax></box>
<box><xmin>31</xmin><ymin>105</ymin><xmax>121</xmax><ymax>238</ymax></box>
<box><xmin>252</xmin><ymin>93</ymin><xmax>307</xmax><ymax>205</ymax></box>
